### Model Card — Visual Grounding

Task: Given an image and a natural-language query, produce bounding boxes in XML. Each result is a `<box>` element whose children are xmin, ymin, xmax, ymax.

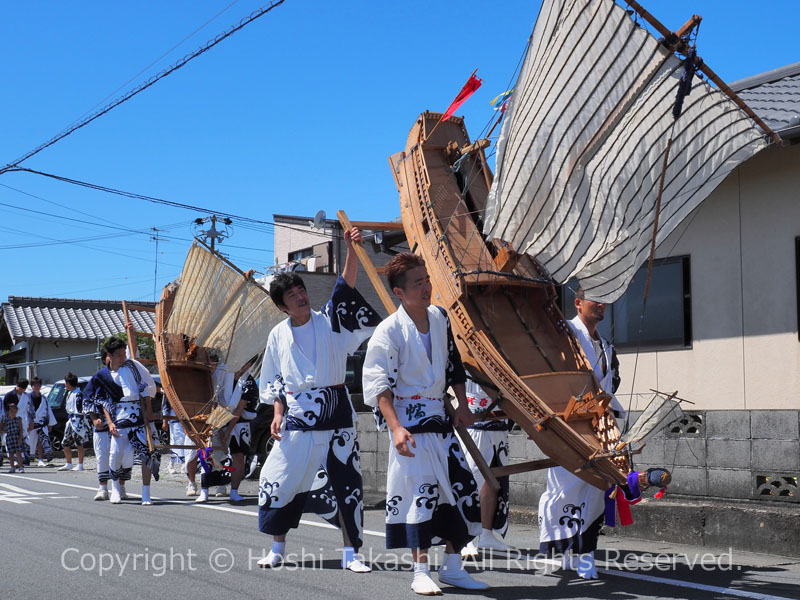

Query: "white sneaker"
<box><xmin>186</xmin><ymin>482</ymin><xmax>197</xmax><ymax>496</ymax></box>
<box><xmin>57</xmin><ymin>463</ymin><xmax>73</xmax><ymax>471</ymax></box>
<box><xmin>119</xmin><ymin>487</ymin><xmax>129</xmax><ymax>500</ymax></box>
<box><xmin>215</xmin><ymin>485</ymin><xmax>227</xmax><ymax>497</ymax></box>
<box><xmin>411</xmin><ymin>572</ymin><xmax>442</xmax><ymax>596</ymax></box>
<box><xmin>195</xmin><ymin>489</ymin><xmax>209</xmax><ymax>503</ymax></box>
<box><xmin>109</xmin><ymin>490</ymin><xmax>121</xmax><ymax>504</ymax></box>
<box><xmin>94</xmin><ymin>488</ymin><xmax>109</xmax><ymax>501</ymax></box>
<box><xmin>344</xmin><ymin>558</ymin><xmax>371</xmax><ymax>573</ymax></box>
<box><xmin>460</xmin><ymin>540</ymin><xmax>479</xmax><ymax>558</ymax></box>
<box><xmin>229</xmin><ymin>489</ymin><xmax>244</xmax><ymax>502</ymax></box>
<box><xmin>476</xmin><ymin>531</ymin><xmax>515</xmax><ymax>552</ymax></box>
<box><xmin>37</xmin><ymin>460</ymin><xmax>47</xmax><ymax>467</ymax></box>
<box><xmin>72</xmin><ymin>464</ymin><xmax>85</xmax><ymax>472</ymax></box>
<box><xmin>438</xmin><ymin>567</ymin><xmax>489</xmax><ymax>590</ymax></box>
<box><xmin>258</xmin><ymin>551</ymin><xmax>283</xmax><ymax>568</ymax></box>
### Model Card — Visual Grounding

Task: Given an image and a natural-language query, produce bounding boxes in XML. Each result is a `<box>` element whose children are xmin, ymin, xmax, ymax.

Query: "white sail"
<box><xmin>485</xmin><ymin>0</ymin><xmax>769</xmax><ymax>302</ymax></box>
<box><xmin>166</xmin><ymin>243</ymin><xmax>282</xmax><ymax>373</ymax></box>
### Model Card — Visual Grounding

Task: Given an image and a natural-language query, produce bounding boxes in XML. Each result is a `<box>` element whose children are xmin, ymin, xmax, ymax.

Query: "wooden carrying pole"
<box><xmin>337</xmin><ymin>210</ymin><xmax>501</xmax><ymax>491</ymax></box>
<box><xmin>121</xmin><ymin>300</ymin><xmax>155</xmax><ymax>452</ymax></box>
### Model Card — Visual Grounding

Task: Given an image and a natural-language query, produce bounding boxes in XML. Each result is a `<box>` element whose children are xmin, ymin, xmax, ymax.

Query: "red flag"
<box><xmin>441</xmin><ymin>73</ymin><xmax>482</xmax><ymax>122</ymax></box>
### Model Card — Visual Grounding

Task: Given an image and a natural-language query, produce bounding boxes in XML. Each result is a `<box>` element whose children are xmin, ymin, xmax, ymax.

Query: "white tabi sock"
<box><xmin>411</xmin><ymin>561</ymin><xmax>441</xmax><ymax>595</ymax></box>
<box><xmin>441</xmin><ymin>552</ymin><xmax>462</xmax><ymax>571</ymax></box>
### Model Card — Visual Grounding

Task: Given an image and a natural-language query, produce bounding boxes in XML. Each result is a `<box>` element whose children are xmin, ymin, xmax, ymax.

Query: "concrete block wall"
<box><xmin>631</xmin><ymin>410</ymin><xmax>800</xmax><ymax>503</ymax></box>
<box><xmin>357</xmin><ymin>410</ymin><xmax>800</xmax><ymax>506</ymax></box>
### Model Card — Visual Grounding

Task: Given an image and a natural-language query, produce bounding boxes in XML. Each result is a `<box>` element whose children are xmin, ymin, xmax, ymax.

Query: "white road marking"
<box><xmin>0</xmin><ymin>482</ymin><xmax>59</xmax><ymax>504</ymax></box>
<box><xmin>595</xmin><ymin>565</ymin><xmax>795</xmax><ymax>600</ymax></box>
<box><xmin>2</xmin><ymin>474</ymin><xmax>793</xmax><ymax>599</ymax></box>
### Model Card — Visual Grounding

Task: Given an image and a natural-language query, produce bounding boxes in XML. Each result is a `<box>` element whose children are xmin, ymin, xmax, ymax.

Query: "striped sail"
<box><xmin>167</xmin><ymin>243</ymin><xmax>281</xmax><ymax>374</ymax></box>
<box><xmin>485</xmin><ymin>0</ymin><xmax>768</xmax><ymax>302</ymax></box>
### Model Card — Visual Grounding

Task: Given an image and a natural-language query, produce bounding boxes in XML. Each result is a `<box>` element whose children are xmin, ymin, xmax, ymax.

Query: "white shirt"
<box><xmin>291</xmin><ymin>318</ymin><xmax>317</xmax><ymax>365</ymax></box>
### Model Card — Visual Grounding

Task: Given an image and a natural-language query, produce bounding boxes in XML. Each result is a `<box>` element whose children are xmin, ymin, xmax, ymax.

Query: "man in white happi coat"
<box><xmin>27</xmin><ymin>377</ymin><xmax>54</xmax><ymax>466</ymax></box>
<box><xmin>459</xmin><ymin>376</ymin><xmax>514</xmax><ymax>555</ymax></box>
<box><xmin>257</xmin><ymin>226</ymin><xmax>380</xmax><ymax>573</ymax></box>
<box><xmin>99</xmin><ymin>337</ymin><xmax>160</xmax><ymax>506</ymax></box>
<box><xmin>363</xmin><ymin>253</ymin><xmax>488</xmax><ymax>596</ymax></box>
<box><xmin>84</xmin><ymin>349</ymin><xmax>113</xmax><ymax>500</ymax></box>
<box><xmin>538</xmin><ymin>286</ymin><xmax>622</xmax><ymax>580</ymax></box>
<box><xmin>57</xmin><ymin>372</ymin><xmax>90</xmax><ymax>471</ymax></box>
<box><xmin>195</xmin><ymin>358</ymin><xmax>255</xmax><ymax>504</ymax></box>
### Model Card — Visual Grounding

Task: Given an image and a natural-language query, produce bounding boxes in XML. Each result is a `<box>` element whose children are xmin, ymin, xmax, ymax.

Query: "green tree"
<box><xmin>104</xmin><ymin>332</ymin><xmax>156</xmax><ymax>361</ymax></box>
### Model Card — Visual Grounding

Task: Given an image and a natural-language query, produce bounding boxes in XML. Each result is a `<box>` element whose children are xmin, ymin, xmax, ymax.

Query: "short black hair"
<box><xmin>65</xmin><ymin>372</ymin><xmax>79</xmax><ymax>387</ymax></box>
<box><xmin>385</xmin><ymin>253</ymin><xmax>426</xmax><ymax>292</ymax></box>
<box><xmin>269</xmin><ymin>272</ymin><xmax>306</xmax><ymax>307</ymax></box>
<box><xmin>103</xmin><ymin>337</ymin><xmax>127</xmax><ymax>356</ymax></box>
<box><xmin>31</xmin><ymin>376</ymin><xmax>42</xmax><ymax>386</ymax></box>
<box><xmin>17</xmin><ymin>378</ymin><xmax>29</xmax><ymax>389</ymax></box>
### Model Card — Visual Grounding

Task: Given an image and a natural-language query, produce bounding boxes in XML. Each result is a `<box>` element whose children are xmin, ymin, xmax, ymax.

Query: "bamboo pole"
<box><xmin>337</xmin><ymin>210</ymin><xmax>501</xmax><ymax>491</ymax></box>
<box><xmin>122</xmin><ymin>300</ymin><xmax>155</xmax><ymax>453</ymax></box>
<box><xmin>336</xmin><ymin>210</ymin><xmax>397</xmax><ymax>315</ymax></box>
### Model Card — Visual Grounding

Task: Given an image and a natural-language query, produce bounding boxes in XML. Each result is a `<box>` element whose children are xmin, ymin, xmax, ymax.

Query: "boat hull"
<box><xmin>390</xmin><ymin>112</ymin><xmax>629</xmax><ymax>489</ymax></box>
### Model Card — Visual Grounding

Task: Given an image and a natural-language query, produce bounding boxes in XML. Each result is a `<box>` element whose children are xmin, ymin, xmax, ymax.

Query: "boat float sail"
<box><xmin>154</xmin><ymin>241</ymin><xmax>283</xmax><ymax>450</ymax></box>
<box><xmin>363</xmin><ymin>0</ymin><xmax>781</xmax><ymax>490</ymax></box>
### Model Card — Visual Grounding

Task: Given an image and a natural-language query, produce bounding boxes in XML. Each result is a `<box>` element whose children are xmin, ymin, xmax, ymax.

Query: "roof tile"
<box><xmin>1</xmin><ymin>298</ymin><xmax>156</xmax><ymax>341</ymax></box>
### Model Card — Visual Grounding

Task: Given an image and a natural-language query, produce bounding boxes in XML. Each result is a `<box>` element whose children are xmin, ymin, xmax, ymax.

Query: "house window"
<box><xmin>288</xmin><ymin>247</ymin><xmax>313</xmax><ymax>262</ymax></box>
<box><xmin>562</xmin><ymin>256</ymin><xmax>692</xmax><ymax>351</ymax></box>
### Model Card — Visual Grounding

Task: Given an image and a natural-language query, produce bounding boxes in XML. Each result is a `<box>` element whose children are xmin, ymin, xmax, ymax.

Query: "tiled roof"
<box><xmin>1</xmin><ymin>296</ymin><xmax>156</xmax><ymax>341</ymax></box>
<box><xmin>731</xmin><ymin>62</ymin><xmax>800</xmax><ymax>138</ymax></box>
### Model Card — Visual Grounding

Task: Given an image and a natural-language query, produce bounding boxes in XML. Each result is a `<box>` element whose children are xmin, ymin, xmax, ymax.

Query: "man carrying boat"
<box><xmin>97</xmin><ymin>337</ymin><xmax>160</xmax><ymax>505</ymax></box>
<box><xmin>538</xmin><ymin>287</ymin><xmax>622</xmax><ymax>579</ymax></box>
<box><xmin>459</xmin><ymin>376</ymin><xmax>514</xmax><ymax>555</ymax></box>
<box><xmin>363</xmin><ymin>253</ymin><xmax>489</xmax><ymax>596</ymax></box>
<box><xmin>257</xmin><ymin>226</ymin><xmax>380</xmax><ymax>573</ymax></box>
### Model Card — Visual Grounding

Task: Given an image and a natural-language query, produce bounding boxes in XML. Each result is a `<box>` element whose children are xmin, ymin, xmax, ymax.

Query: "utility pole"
<box><xmin>152</xmin><ymin>227</ymin><xmax>160</xmax><ymax>301</ymax></box>
<box><xmin>193</xmin><ymin>215</ymin><xmax>232</xmax><ymax>250</ymax></box>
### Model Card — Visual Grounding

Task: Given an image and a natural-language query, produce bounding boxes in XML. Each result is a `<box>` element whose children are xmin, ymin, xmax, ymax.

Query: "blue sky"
<box><xmin>1</xmin><ymin>0</ymin><xmax>796</xmax><ymax>302</ymax></box>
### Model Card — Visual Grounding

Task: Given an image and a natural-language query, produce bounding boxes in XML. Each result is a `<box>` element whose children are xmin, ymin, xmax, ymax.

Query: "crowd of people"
<box><xmin>1</xmin><ymin>225</ymin><xmax>625</xmax><ymax>595</ymax></box>
<box><xmin>0</xmin><ymin>340</ymin><xmax>258</xmax><ymax>508</ymax></box>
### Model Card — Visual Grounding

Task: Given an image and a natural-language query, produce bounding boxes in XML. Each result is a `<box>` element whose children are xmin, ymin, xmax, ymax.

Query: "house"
<box><xmin>0</xmin><ymin>296</ymin><xmax>156</xmax><ymax>383</ymax></box>
<box><xmin>272</xmin><ymin>213</ymin><xmax>405</xmax><ymax>275</ymax></box>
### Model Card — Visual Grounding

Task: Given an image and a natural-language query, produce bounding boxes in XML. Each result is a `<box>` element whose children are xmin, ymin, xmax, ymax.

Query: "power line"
<box><xmin>0</xmin><ymin>181</ymin><xmax>192</xmax><ymax>237</ymax></box>
<box><xmin>62</xmin><ymin>1</ymin><xmax>243</xmax><ymax>134</ymax></box>
<box><xmin>0</xmin><ymin>224</ymin><xmax>182</xmax><ymax>268</ymax></box>
<box><xmin>0</xmin><ymin>0</ymin><xmax>287</xmax><ymax>175</ymax></box>
<box><xmin>9</xmin><ymin>167</ymin><xmax>350</xmax><ymax>242</ymax></box>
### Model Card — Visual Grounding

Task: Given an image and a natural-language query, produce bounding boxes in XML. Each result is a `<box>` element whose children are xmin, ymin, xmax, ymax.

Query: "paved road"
<box><xmin>2</xmin><ymin>467</ymin><xmax>799</xmax><ymax>600</ymax></box>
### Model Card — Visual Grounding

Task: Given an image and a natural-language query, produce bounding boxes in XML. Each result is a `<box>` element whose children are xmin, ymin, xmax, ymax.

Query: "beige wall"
<box><xmin>618</xmin><ymin>143</ymin><xmax>800</xmax><ymax>410</ymax></box>
<box><xmin>273</xmin><ymin>218</ymin><xmax>340</xmax><ymax>267</ymax></box>
<box><xmin>27</xmin><ymin>339</ymin><xmax>101</xmax><ymax>384</ymax></box>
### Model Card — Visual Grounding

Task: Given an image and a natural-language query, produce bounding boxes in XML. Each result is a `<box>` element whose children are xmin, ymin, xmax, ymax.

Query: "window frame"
<box><xmin>560</xmin><ymin>255</ymin><xmax>692</xmax><ymax>353</ymax></box>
